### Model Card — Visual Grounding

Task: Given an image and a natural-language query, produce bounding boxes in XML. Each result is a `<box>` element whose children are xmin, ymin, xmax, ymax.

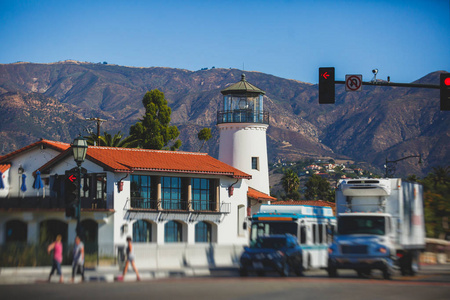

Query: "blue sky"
<box><xmin>1</xmin><ymin>0</ymin><xmax>449</xmax><ymax>84</ymax></box>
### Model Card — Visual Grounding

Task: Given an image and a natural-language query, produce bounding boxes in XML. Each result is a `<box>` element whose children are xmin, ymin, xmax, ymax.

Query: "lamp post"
<box><xmin>72</xmin><ymin>136</ymin><xmax>88</xmax><ymax>237</ymax></box>
<box><xmin>385</xmin><ymin>154</ymin><xmax>422</xmax><ymax>178</ymax></box>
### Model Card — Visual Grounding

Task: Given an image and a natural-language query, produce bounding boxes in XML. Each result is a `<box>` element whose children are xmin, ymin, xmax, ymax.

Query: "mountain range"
<box><xmin>0</xmin><ymin>60</ymin><xmax>448</xmax><ymax>177</ymax></box>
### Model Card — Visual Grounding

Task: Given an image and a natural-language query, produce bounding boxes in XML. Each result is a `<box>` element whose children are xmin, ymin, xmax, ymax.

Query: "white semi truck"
<box><xmin>328</xmin><ymin>178</ymin><xmax>425</xmax><ymax>279</ymax></box>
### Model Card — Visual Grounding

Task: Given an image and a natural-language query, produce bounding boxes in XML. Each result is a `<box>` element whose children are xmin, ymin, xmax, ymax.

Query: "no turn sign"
<box><xmin>345</xmin><ymin>75</ymin><xmax>362</xmax><ymax>91</ymax></box>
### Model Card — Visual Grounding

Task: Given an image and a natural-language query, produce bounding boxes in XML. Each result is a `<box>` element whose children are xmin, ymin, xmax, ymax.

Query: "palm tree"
<box><xmin>281</xmin><ymin>169</ymin><xmax>300</xmax><ymax>196</ymax></box>
<box><xmin>85</xmin><ymin>131</ymin><xmax>135</xmax><ymax>147</ymax></box>
<box><xmin>428</xmin><ymin>166</ymin><xmax>449</xmax><ymax>188</ymax></box>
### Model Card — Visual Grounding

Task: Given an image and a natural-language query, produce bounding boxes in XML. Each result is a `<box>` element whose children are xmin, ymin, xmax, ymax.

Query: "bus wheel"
<box><xmin>295</xmin><ymin>261</ymin><xmax>304</xmax><ymax>277</ymax></box>
<box><xmin>328</xmin><ymin>266</ymin><xmax>338</xmax><ymax>278</ymax></box>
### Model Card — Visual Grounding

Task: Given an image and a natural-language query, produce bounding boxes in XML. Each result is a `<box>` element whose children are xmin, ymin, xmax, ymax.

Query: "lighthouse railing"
<box><xmin>217</xmin><ymin>110</ymin><xmax>269</xmax><ymax>125</ymax></box>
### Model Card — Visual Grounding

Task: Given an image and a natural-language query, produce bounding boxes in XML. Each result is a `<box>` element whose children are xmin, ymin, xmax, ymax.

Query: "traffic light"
<box><xmin>319</xmin><ymin>67</ymin><xmax>335</xmax><ymax>104</ymax></box>
<box><xmin>65</xmin><ymin>204</ymin><xmax>76</xmax><ymax>218</ymax></box>
<box><xmin>65</xmin><ymin>171</ymin><xmax>79</xmax><ymax>218</ymax></box>
<box><xmin>441</xmin><ymin>73</ymin><xmax>450</xmax><ymax>111</ymax></box>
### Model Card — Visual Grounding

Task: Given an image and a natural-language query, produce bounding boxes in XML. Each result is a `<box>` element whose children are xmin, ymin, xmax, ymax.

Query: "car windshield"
<box><xmin>253</xmin><ymin>237</ymin><xmax>287</xmax><ymax>249</ymax></box>
<box><xmin>338</xmin><ymin>216</ymin><xmax>385</xmax><ymax>235</ymax></box>
<box><xmin>250</xmin><ymin>221</ymin><xmax>297</xmax><ymax>244</ymax></box>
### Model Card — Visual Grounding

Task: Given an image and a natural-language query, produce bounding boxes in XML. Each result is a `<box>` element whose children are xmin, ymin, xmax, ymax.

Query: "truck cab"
<box><xmin>328</xmin><ymin>212</ymin><xmax>396</xmax><ymax>279</ymax></box>
<box><xmin>328</xmin><ymin>179</ymin><xmax>425</xmax><ymax>279</ymax></box>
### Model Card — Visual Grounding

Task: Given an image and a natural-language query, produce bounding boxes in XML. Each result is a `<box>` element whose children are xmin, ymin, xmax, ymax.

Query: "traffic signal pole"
<box><xmin>335</xmin><ymin>80</ymin><xmax>440</xmax><ymax>89</ymax></box>
<box><xmin>319</xmin><ymin>68</ymin><xmax>448</xmax><ymax>110</ymax></box>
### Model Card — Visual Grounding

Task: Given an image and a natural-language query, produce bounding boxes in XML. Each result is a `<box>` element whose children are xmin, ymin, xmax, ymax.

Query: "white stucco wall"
<box><xmin>3</xmin><ymin>147</ymin><xmax>63</xmax><ymax>198</ymax></box>
<box><xmin>218</xmin><ymin>123</ymin><xmax>269</xmax><ymax>195</ymax></box>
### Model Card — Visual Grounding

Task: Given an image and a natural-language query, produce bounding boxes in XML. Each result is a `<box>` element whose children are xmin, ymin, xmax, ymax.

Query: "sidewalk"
<box><xmin>0</xmin><ymin>265</ymin><xmax>216</xmax><ymax>285</ymax></box>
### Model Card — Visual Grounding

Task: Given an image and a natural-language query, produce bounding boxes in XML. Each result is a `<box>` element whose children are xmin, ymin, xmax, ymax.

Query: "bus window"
<box><xmin>318</xmin><ymin>224</ymin><xmax>324</xmax><ymax>243</ymax></box>
<box><xmin>312</xmin><ymin>224</ymin><xmax>317</xmax><ymax>244</ymax></box>
<box><xmin>327</xmin><ymin>225</ymin><xmax>334</xmax><ymax>243</ymax></box>
<box><xmin>300</xmin><ymin>226</ymin><xmax>307</xmax><ymax>244</ymax></box>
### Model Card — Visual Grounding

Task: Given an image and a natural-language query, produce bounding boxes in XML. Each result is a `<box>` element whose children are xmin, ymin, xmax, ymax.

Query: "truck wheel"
<box><xmin>383</xmin><ymin>266</ymin><xmax>392</xmax><ymax>280</ymax></box>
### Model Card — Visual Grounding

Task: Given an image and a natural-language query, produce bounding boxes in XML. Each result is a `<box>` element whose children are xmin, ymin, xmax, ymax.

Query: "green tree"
<box><xmin>197</xmin><ymin>128</ymin><xmax>212</xmax><ymax>152</ymax></box>
<box><xmin>129</xmin><ymin>89</ymin><xmax>181</xmax><ymax>150</ymax></box>
<box><xmin>304</xmin><ymin>174</ymin><xmax>334</xmax><ymax>201</ymax></box>
<box><xmin>281</xmin><ymin>169</ymin><xmax>300</xmax><ymax>199</ymax></box>
<box><xmin>421</xmin><ymin>166</ymin><xmax>450</xmax><ymax>238</ymax></box>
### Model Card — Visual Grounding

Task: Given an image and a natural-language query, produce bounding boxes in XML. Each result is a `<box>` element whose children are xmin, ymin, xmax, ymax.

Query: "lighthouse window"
<box><xmin>251</xmin><ymin>157</ymin><xmax>259</xmax><ymax>170</ymax></box>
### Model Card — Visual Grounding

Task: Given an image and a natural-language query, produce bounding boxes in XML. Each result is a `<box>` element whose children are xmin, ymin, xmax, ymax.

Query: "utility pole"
<box><xmin>85</xmin><ymin>118</ymin><xmax>107</xmax><ymax>146</ymax></box>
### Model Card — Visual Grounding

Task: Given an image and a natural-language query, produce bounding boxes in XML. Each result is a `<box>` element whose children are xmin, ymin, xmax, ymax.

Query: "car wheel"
<box><xmin>294</xmin><ymin>260</ymin><xmax>304</xmax><ymax>277</ymax></box>
<box><xmin>280</xmin><ymin>262</ymin><xmax>289</xmax><ymax>277</ymax></box>
<box><xmin>357</xmin><ymin>269</ymin><xmax>371</xmax><ymax>278</ymax></box>
<box><xmin>239</xmin><ymin>268</ymin><xmax>248</xmax><ymax>277</ymax></box>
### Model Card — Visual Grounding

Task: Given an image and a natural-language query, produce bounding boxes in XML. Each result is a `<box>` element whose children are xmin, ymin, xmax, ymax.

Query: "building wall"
<box><xmin>1</xmin><ymin>147</ymin><xmax>63</xmax><ymax>198</ymax></box>
<box><xmin>218</xmin><ymin>123</ymin><xmax>269</xmax><ymax>195</ymax></box>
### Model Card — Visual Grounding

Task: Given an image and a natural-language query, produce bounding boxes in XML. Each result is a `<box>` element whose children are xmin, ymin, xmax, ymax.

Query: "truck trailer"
<box><xmin>328</xmin><ymin>178</ymin><xmax>425</xmax><ymax>279</ymax></box>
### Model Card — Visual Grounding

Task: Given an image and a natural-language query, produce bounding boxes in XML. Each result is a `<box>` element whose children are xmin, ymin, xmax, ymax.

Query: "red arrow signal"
<box><xmin>69</xmin><ymin>175</ymin><xmax>77</xmax><ymax>182</ymax></box>
<box><xmin>322</xmin><ymin>72</ymin><xmax>330</xmax><ymax>79</ymax></box>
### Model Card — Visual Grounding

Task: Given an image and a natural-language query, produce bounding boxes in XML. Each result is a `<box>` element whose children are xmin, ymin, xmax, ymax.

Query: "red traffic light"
<box><xmin>69</xmin><ymin>174</ymin><xmax>77</xmax><ymax>182</ymax></box>
<box><xmin>445</xmin><ymin>77</ymin><xmax>450</xmax><ymax>86</ymax></box>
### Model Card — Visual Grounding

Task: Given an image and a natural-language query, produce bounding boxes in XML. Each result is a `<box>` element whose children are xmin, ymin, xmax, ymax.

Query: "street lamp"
<box><xmin>72</xmin><ymin>136</ymin><xmax>88</xmax><ymax>237</ymax></box>
<box><xmin>385</xmin><ymin>154</ymin><xmax>422</xmax><ymax>178</ymax></box>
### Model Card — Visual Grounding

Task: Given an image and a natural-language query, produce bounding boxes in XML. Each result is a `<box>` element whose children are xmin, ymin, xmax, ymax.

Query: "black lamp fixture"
<box><xmin>18</xmin><ymin>165</ymin><xmax>24</xmax><ymax>174</ymax></box>
<box><xmin>71</xmin><ymin>135</ymin><xmax>88</xmax><ymax>237</ymax></box>
<box><xmin>72</xmin><ymin>136</ymin><xmax>88</xmax><ymax>167</ymax></box>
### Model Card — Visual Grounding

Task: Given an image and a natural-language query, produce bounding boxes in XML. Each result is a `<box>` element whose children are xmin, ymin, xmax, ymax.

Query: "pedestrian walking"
<box><xmin>47</xmin><ymin>234</ymin><xmax>64</xmax><ymax>283</ymax></box>
<box><xmin>71</xmin><ymin>236</ymin><xmax>85</xmax><ymax>283</ymax></box>
<box><xmin>122</xmin><ymin>236</ymin><xmax>140</xmax><ymax>281</ymax></box>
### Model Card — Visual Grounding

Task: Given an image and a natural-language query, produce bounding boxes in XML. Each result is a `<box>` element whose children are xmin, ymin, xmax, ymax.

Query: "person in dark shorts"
<box><xmin>122</xmin><ymin>236</ymin><xmax>140</xmax><ymax>281</ymax></box>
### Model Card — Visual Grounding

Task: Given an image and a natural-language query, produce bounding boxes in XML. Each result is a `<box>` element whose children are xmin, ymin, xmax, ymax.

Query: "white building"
<box><xmin>0</xmin><ymin>75</ymin><xmax>275</xmax><ymax>265</ymax></box>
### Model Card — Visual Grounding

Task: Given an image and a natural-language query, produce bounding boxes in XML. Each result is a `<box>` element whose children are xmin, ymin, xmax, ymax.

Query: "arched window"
<box><xmin>164</xmin><ymin>221</ymin><xmax>182</xmax><ymax>243</ymax></box>
<box><xmin>133</xmin><ymin>220</ymin><xmax>152</xmax><ymax>243</ymax></box>
<box><xmin>5</xmin><ymin>220</ymin><xmax>27</xmax><ymax>243</ymax></box>
<box><xmin>80</xmin><ymin>219</ymin><xmax>98</xmax><ymax>254</ymax></box>
<box><xmin>39</xmin><ymin>220</ymin><xmax>68</xmax><ymax>245</ymax></box>
<box><xmin>195</xmin><ymin>221</ymin><xmax>211</xmax><ymax>243</ymax></box>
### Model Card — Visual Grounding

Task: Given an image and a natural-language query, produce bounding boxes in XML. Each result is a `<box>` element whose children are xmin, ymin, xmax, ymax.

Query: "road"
<box><xmin>0</xmin><ymin>265</ymin><xmax>448</xmax><ymax>300</ymax></box>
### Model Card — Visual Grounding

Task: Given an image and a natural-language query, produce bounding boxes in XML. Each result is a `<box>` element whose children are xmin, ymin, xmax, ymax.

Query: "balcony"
<box><xmin>0</xmin><ymin>196</ymin><xmax>108</xmax><ymax>210</ymax></box>
<box><xmin>217</xmin><ymin>110</ymin><xmax>269</xmax><ymax>125</ymax></box>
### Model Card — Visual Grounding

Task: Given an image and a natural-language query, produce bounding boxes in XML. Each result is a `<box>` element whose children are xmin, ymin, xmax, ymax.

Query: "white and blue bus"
<box><xmin>250</xmin><ymin>204</ymin><xmax>336</xmax><ymax>270</ymax></box>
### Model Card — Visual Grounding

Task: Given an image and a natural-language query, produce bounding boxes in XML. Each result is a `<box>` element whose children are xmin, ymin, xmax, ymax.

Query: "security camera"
<box><xmin>372</xmin><ymin>69</ymin><xmax>378</xmax><ymax>75</ymax></box>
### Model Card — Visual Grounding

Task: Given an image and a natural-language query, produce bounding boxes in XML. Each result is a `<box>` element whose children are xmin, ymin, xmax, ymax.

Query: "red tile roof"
<box><xmin>248</xmin><ymin>187</ymin><xmax>277</xmax><ymax>201</ymax></box>
<box><xmin>40</xmin><ymin>146</ymin><xmax>252</xmax><ymax>179</ymax></box>
<box><xmin>0</xmin><ymin>164</ymin><xmax>11</xmax><ymax>173</ymax></box>
<box><xmin>0</xmin><ymin>139</ymin><xmax>70</xmax><ymax>163</ymax></box>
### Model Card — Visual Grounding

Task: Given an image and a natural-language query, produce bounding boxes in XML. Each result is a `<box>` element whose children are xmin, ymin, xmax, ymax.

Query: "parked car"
<box><xmin>239</xmin><ymin>234</ymin><xmax>303</xmax><ymax>277</ymax></box>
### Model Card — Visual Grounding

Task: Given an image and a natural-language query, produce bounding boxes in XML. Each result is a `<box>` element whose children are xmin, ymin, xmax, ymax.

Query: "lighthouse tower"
<box><xmin>217</xmin><ymin>74</ymin><xmax>270</xmax><ymax>195</ymax></box>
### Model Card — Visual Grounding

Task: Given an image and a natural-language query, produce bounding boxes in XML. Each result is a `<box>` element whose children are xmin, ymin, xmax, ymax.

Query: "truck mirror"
<box><xmin>243</xmin><ymin>222</ymin><xmax>247</xmax><ymax>230</ymax></box>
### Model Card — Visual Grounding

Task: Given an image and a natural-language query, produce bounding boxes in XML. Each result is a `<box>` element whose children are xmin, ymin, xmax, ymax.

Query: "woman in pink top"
<box><xmin>48</xmin><ymin>234</ymin><xmax>64</xmax><ymax>283</ymax></box>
